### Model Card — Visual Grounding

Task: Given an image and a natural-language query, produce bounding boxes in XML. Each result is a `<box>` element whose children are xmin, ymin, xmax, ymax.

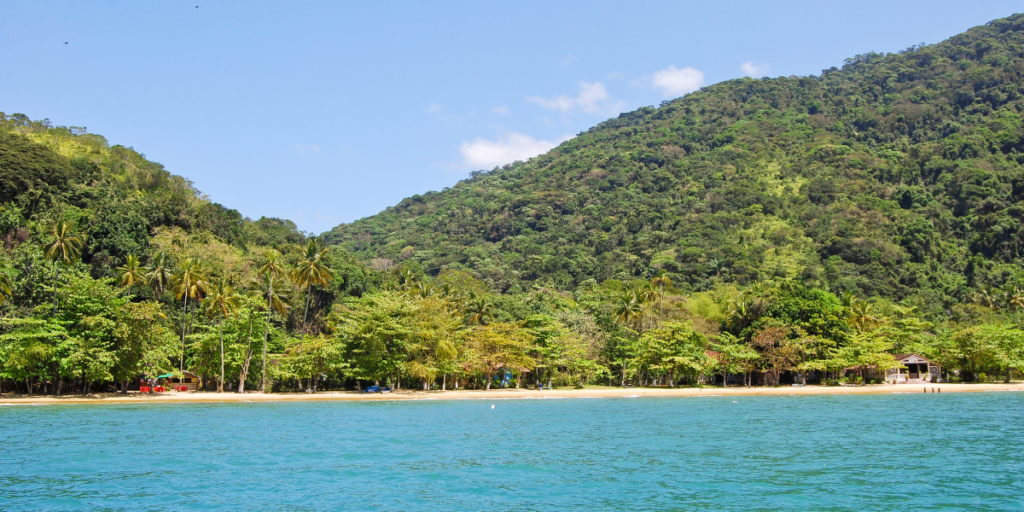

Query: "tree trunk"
<box><xmin>302</xmin><ymin>285</ymin><xmax>312</xmax><ymax>340</ymax></box>
<box><xmin>180</xmin><ymin>294</ymin><xmax>189</xmax><ymax>373</ymax></box>
<box><xmin>238</xmin><ymin>315</ymin><xmax>254</xmax><ymax>393</ymax></box>
<box><xmin>52</xmin><ymin>263</ymin><xmax>60</xmax><ymax>315</ymax></box>
<box><xmin>486</xmin><ymin>372</ymin><xmax>492</xmax><ymax>390</ymax></box>
<box><xmin>659</xmin><ymin>283</ymin><xmax>664</xmax><ymax>328</ymax></box>
<box><xmin>218</xmin><ymin>320</ymin><xmax>225</xmax><ymax>393</ymax></box>
<box><xmin>262</xmin><ymin>291</ymin><xmax>271</xmax><ymax>392</ymax></box>
<box><xmin>442</xmin><ymin>373</ymin><xmax>446</xmax><ymax>391</ymax></box>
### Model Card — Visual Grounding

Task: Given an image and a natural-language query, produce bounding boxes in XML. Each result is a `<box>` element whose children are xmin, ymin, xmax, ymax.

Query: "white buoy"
<box><xmin>732</xmin><ymin>401</ymin><xmax>738</xmax><ymax>403</ymax></box>
<box><xmin>491</xmin><ymin>404</ymin><xmax>495</xmax><ymax>409</ymax></box>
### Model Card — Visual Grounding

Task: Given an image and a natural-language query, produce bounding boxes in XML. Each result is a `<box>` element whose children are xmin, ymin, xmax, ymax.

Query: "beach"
<box><xmin>3</xmin><ymin>382</ymin><xmax>1023</xmax><ymax>405</ymax></box>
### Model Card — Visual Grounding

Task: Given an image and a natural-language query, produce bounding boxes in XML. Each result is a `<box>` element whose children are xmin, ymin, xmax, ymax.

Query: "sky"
<box><xmin>2</xmin><ymin>1</ymin><xmax>1021</xmax><ymax>234</ymax></box>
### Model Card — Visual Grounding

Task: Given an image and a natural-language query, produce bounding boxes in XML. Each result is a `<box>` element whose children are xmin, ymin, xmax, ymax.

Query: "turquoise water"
<box><xmin>2</xmin><ymin>393</ymin><xmax>1023</xmax><ymax>511</ymax></box>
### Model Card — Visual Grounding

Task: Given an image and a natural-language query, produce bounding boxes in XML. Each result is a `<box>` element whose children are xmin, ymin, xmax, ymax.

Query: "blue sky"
<box><xmin>2</xmin><ymin>1</ymin><xmax>1020</xmax><ymax>234</ymax></box>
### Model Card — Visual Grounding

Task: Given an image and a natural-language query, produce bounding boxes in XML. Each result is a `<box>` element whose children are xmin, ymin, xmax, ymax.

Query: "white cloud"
<box><xmin>292</xmin><ymin>144</ymin><xmax>321</xmax><ymax>155</ymax></box>
<box><xmin>560</xmin><ymin>54</ymin><xmax>576</xmax><ymax>66</ymax></box>
<box><xmin>425</xmin><ymin>103</ymin><xmax>442</xmax><ymax>113</ymax></box>
<box><xmin>526</xmin><ymin>82</ymin><xmax>625</xmax><ymax>115</ymax></box>
<box><xmin>740</xmin><ymin>61</ymin><xmax>769</xmax><ymax>77</ymax></box>
<box><xmin>459</xmin><ymin>132</ymin><xmax>566</xmax><ymax>169</ymax></box>
<box><xmin>492</xmin><ymin>105</ymin><xmax>510</xmax><ymax>114</ymax></box>
<box><xmin>650</xmin><ymin>65</ymin><xmax>705</xmax><ymax>97</ymax></box>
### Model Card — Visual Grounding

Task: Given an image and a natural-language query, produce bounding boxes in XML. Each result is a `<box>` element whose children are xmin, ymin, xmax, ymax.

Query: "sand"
<box><xmin>2</xmin><ymin>382</ymin><xmax>1023</xmax><ymax>405</ymax></box>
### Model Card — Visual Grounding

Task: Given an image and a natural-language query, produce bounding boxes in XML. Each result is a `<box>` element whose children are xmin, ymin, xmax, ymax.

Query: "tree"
<box><xmin>831</xmin><ymin>331</ymin><xmax>900</xmax><ymax>384</ymax></box>
<box><xmin>41</xmin><ymin>220</ymin><xmax>83</xmax><ymax>314</ymax></box>
<box><xmin>146</xmin><ymin>252</ymin><xmax>172</xmax><ymax>296</ymax></box>
<box><xmin>848</xmin><ymin>299</ymin><xmax>879</xmax><ymax>332</ymax></box>
<box><xmin>334</xmin><ymin>291</ymin><xmax>417</xmax><ymax>387</ymax></box>
<box><xmin>115</xmin><ymin>255</ymin><xmax>144</xmax><ymax>298</ymax></box>
<box><xmin>466</xmin><ymin>293</ymin><xmax>495</xmax><ymax>326</ymax></box>
<box><xmin>0</xmin><ymin>264</ymin><xmax>12</xmax><ymax>305</ymax></box>
<box><xmin>635</xmin><ymin>321</ymin><xmax>710</xmax><ymax>387</ymax></box>
<box><xmin>712</xmin><ymin>332</ymin><xmax>759</xmax><ymax>387</ymax></box>
<box><xmin>291</xmin><ymin>239</ymin><xmax>334</xmax><ymax>339</ymax></box>
<box><xmin>749</xmin><ymin>325</ymin><xmax>798</xmax><ymax>386</ymax></box>
<box><xmin>465</xmin><ymin>322</ymin><xmax>535</xmax><ymax>390</ymax></box>
<box><xmin>613</xmin><ymin>290</ymin><xmax>643</xmax><ymax>328</ymax></box>
<box><xmin>1005</xmin><ymin>288</ymin><xmax>1024</xmax><ymax>324</ymax></box>
<box><xmin>955</xmin><ymin>324</ymin><xmax>1024</xmax><ymax>382</ymax></box>
<box><xmin>114</xmin><ymin>301</ymin><xmax>175</xmax><ymax>394</ymax></box>
<box><xmin>651</xmin><ymin>272</ymin><xmax>672</xmax><ymax>328</ymax></box>
<box><xmin>204</xmin><ymin>277</ymin><xmax>240</xmax><ymax>392</ymax></box>
<box><xmin>283</xmin><ymin>334</ymin><xmax>346</xmax><ymax>392</ymax></box>
<box><xmin>256</xmin><ymin>249</ymin><xmax>288</xmax><ymax>391</ymax></box>
<box><xmin>171</xmin><ymin>258</ymin><xmax>208</xmax><ymax>375</ymax></box>
<box><xmin>404</xmin><ymin>296</ymin><xmax>463</xmax><ymax>390</ymax></box>
<box><xmin>0</xmin><ymin>317</ymin><xmax>65</xmax><ymax>394</ymax></box>
<box><xmin>230</xmin><ymin>298</ymin><xmax>266</xmax><ymax>393</ymax></box>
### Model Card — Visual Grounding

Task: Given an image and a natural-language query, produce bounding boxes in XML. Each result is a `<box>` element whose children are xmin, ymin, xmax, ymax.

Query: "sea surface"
<box><xmin>2</xmin><ymin>392</ymin><xmax>1023</xmax><ymax>511</ymax></box>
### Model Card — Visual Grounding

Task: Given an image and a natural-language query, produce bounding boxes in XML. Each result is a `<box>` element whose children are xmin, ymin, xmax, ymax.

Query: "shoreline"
<box><xmin>2</xmin><ymin>383</ymin><xmax>1023</xmax><ymax>405</ymax></box>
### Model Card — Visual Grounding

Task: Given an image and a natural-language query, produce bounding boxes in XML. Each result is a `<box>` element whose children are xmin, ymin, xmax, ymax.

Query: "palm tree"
<box><xmin>116</xmin><ymin>255</ymin><xmax>145</xmax><ymax>298</ymax></box>
<box><xmin>146</xmin><ymin>252</ymin><xmax>173</xmax><ymax>296</ymax></box>
<box><xmin>416</xmin><ymin>282</ymin><xmax>434</xmax><ymax>298</ymax></box>
<box><xmin>613</xmin><ymin>290</ymin><xmax>643</xmax><ymax>327</ymax></box>
<box><xmin>204</xmin><ymin>277</ymin><xmax>240</xmax><ymax>392</ymax></box>
<box><xmin>291</xmin><ymin>239</ymin><xmax>334</xmax><ymax>339</ymax></box>
<box><xmin>651</xmin><ymin>272</ymin><xmax>672</xmax><ymax>327</ymax></box>
<box><xmin>466</xmin><ymin>293</ymin><xmax>494</xmax><ymax>325</ymax></box>
<box><xmin>0</xmin><ymin>266</ymin><xmax>13</xmax><ymax>305</ymax></box>
<box><xmin>42</xmin><ymin>221</ymin><xmax>83</xmax><ymax>314</ymax></box>
<box><xmin>1007</xmin><ymin>287</ymin><xmax>1024</xmax><ymax>324</ymax></box>
<box><xmin>399</xmin><ymin>269</ymin><xmax>416</xmax><ymax>290</ymax></box>
<box><xmin>633</xmin><ymin>284</ymin><xmax>657</xmax><ymax>330</ymax></box>
<box><xmin>171</xmin><ymin>258</ymin><xmax>208</xmax><ymax>375</ymax></box>
<box><xmin>257</xmin><ymin>249</ymin><xmax>288</xmax><ymax>392</ymax></box>
<box><xmin>849</xmin><ymin>299</ymin><xmax>878</xmax><ymax>332</ymax></box>
<box><xmin>974</xmin><ymin>286</ymin><xmax>1000</xmax><ymax>311</ymax></box>
<box><xmin>839</xmin><ymin>289</ymin><xmax>855</xmax><ymax>308</ymax></box>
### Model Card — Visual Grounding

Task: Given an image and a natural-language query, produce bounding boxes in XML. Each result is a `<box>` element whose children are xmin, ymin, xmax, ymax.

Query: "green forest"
<box><xmin>3</xmin><ymin>15</ymin><xmax>1024</xmax><ymax>395</ymax></box>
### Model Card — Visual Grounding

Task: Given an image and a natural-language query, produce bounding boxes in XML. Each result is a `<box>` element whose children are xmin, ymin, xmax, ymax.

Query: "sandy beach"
<box><xmin>2</xmin><ymin>382</ymin><xmax>1023</xmax><ymax>405</ymax></box>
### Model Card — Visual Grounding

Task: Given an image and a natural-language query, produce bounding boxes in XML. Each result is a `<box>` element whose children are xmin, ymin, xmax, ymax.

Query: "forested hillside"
<box><xmin>3</xmin><ymin>15</ymin><xmax>1024</xmax><ymax>396</ymax></box>
<box><xmin>327</xmin><ymin>14</ymin><xmax>1024</xmax><ymax>316</ymax></box>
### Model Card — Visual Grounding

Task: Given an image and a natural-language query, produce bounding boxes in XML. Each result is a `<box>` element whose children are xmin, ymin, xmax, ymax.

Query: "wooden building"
<box><xmin>167</xmin><ymin>370</ymin><xmax>201</xmax><ymax>391</ymax></box>
<box><xmin>886</xmin><ymin>354</ymin><xmax>941</xmax><ymax>383</ymax></box>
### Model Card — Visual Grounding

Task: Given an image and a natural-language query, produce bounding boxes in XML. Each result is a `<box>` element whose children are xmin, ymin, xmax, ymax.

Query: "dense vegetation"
<box><xmin>328</xmin><ymin>14</ymin><xmax>1024</xmax><ymax>311</ymax></box>
<box><xmin>3</xmin><ymin>16</ymin><xmax>1024</xmax><ymax>396</ymax></box>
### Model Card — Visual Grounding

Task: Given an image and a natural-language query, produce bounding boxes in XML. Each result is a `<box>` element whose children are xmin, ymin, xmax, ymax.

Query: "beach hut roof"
<box><xmin>892</xmin><ymin>354</ymin><xmax>934</xmax><ymax>365</ymax></box>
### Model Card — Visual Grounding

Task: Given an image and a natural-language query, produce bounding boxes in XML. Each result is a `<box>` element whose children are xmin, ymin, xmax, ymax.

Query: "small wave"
<box><xmin>623</xmin><ymin>394</ymin><xmax>640</xmax><ymax>398</ymax></box>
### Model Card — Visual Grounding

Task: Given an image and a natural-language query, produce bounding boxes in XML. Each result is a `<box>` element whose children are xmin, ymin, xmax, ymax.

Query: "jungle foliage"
<box><xmin>4</xmin><ymin>16</ymin><xmax>1024</xmax><ymax>395</ymax></box>
<box><xmin>326</xmin><ymin>14</ymin><xmax>1024</xmax><ymax>319</ymax></box>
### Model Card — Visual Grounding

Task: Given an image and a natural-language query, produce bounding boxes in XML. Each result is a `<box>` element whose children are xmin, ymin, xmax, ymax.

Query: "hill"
<box><xmin>0</xmin><ymin>114</ymin><xmax>308</xmax><ymax>274</ymax></box>
<box><xmin>325</xmin><ymin>14</ymin><xmax>1024</xmax><ymax>314</ymax></box>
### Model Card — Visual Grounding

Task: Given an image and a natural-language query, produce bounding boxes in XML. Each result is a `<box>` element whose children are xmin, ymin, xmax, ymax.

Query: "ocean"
<box><xmin>2</xmin><ymin>393</ymin><xmax>1023</xmax><ymax>510</ymax></box>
